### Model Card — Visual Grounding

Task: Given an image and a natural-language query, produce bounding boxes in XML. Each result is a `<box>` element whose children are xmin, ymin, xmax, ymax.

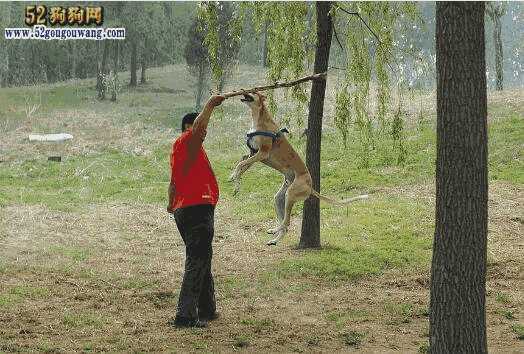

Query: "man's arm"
<box><xmin>186</xmin><ymin>95</ymin><xmax>225</xmax><ymax>156</ymax></box>
<box><xmin>167</xmin><ymin>183</ymin><xmax>176</xmax><ymax>213</ymax></box>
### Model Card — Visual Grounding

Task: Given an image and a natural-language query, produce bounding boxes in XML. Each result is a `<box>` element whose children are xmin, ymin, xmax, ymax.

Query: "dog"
<box><xmin>229</xmin><ymin>92</ymin><xmax>368</xmax><ymax>246</ymax></box>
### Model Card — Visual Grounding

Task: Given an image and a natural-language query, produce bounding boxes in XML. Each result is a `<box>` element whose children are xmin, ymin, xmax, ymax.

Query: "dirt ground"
<box><xmin>0</xmin><ymin>181</ymin><xmax>522</xmax><ymax>353</ymax></box>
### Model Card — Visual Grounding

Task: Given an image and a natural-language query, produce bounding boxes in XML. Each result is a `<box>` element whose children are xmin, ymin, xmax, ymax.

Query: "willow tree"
<box><xmin>199</xmin><ymin>1</ymin><xmax>420</xmax><ymax>247</ymax></box>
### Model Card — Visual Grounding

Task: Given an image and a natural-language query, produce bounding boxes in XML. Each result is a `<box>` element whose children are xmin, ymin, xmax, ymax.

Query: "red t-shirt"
<box><xmin>169</xmin><ymin>129</ymin><xmax>219</xmax><ymax>210</ymax></box>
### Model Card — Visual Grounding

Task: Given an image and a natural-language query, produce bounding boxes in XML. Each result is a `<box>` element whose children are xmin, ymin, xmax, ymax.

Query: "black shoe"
<box><xmin>200</xmin><ymin>311</ymin><xmax>220</xmax><ymax>321</ymax></box>
<box><xmin>168</xmin><ymin>317</ymin><xmax>208</xmax><ymax>328</ymax></box>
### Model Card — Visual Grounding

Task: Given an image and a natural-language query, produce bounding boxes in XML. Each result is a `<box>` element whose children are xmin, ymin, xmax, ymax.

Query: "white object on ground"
<box><xmin>28</xmin><ymin>133</ymin><xmax>73</xmax><ymax>142</ymax></box>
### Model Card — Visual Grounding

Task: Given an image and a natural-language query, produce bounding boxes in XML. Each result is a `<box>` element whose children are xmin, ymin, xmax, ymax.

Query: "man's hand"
<box><xmin>167</xmin><ymin>184</ymin><xmax>175</xmax><ymax>214</ymax></box>
<box><xmin>207</xmin><ymin>95</ymin><xmax>225</xmax><ymax>108</ymax></box>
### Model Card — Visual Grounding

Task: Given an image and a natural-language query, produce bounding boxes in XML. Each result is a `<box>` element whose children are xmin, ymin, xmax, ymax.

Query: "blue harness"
<box><xmin>246</xmin><ymin>128</ymin><xmax>289</xmax><ymax>155</ymax></box>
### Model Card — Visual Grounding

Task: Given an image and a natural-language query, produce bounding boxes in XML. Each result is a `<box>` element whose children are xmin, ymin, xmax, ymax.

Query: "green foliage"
<box><xmin>197</xmin><ymin>2</ymin><xmax>244</xmax><ymax>90</ymax></box>
<box><xmin>252</xmin><ymin>2</ymin><xmax>312</xmax><ymax>119</ymax></box>
<box><xmin>333</xmin><ymin>2</ymin><xmax>421</xmax><ymax>166</ymax></box>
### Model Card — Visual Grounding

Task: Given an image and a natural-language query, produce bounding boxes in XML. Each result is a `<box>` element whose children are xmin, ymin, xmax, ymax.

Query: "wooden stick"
<box><xmin>221</xmin><ymin>72</ymin><xmax>327</xmax><ymax>99</ymax></box>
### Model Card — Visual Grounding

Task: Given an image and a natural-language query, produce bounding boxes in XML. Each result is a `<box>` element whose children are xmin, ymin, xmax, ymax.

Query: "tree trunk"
<box><xmin>140</xmin><ymin>38</ymin><xmax>147</xmax><ymax>84</ymax></box>
<box><xmin>101</xmin><ymin>40</ymin><xmax>109</xmax><ymax>74</ymax></box>
<box><xmin>493</xmin><ymin>14</ymin><xmax>503</xmax><ymax>90</ymax></box>
<box><xmin>430</xmin><ymin>3</ymin><xmax>488</xmax><ymax>353</ymax></box>
<box><xmin>140</xmin><ymin>60</ymin><xmax>147</xmax><ymax>84</ymax></box>
<box><xmin>111</xmin><ymin>41</ymin><xmax>119</xmax><ymax>102</ymax></box>
<box><xmin>299</xmin><ymin>2</ymin><xmax>333</xmax><ymax>249</ymax></box>
<box><xmin>71</xmin><ymin>43</ymin><xmax>77</xmax><ymax>79</ymax></box>
<box><xmin>262</xmin><ymin>21</ymin><xmax>269</xmax><ymax>67</ymax></box>
<box><xmin>97</xmin><ymin>40</ymin><xmax>110</xmax><ymax>100</ymax></box>
<box><xmin>130</xmin><ymin>40</ymin><xmax>137</xmax><ymax>87</ymax></box>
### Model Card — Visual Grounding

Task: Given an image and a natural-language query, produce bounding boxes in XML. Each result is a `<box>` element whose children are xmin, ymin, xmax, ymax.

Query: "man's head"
<box><xmin>181</xmin><ymin>112</ymin><xmax>199</xmax><ymax>132</ymax></box>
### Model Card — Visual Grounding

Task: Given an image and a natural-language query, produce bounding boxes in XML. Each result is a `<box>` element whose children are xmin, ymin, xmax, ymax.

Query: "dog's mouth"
<box><xmin>240</xmin><ymin>94</ymin><xmax>254</xmax><ymax>103</ymax></box>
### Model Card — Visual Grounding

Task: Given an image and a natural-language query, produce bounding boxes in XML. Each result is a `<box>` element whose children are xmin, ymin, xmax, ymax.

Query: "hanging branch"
<box><xmin>221</xmin><ymin>72</ymin><xmax>327</xmax><ymax>99</ymax></box>
<box><xmin>333</xmin><ymin>3</ymin><xmax>399</xmax><ymax>74</ymax></box>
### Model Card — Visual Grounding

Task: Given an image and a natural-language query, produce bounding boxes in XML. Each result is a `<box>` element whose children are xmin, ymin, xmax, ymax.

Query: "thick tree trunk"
<box><xmin>130</xmin><ymin>40</ymin><xmax>137</xmax><ymax>87</ymax></box>
<box><xmin>493</xmin><ymin>15</ymin><xmax>503</xmax><ymax>90</ymax></box>
<box><xmin>430</xmin><ymin>3</ymin><xmax>488</xmax><ymax>353</ymax></box>
<box><xmin>299</xmin><ymin>2</ymin><xmax>333</xmax><ymax>249</ymax></box>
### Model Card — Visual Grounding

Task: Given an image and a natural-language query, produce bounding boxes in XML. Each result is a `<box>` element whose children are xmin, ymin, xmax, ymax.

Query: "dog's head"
<box><xmin>240</xmin><ymin>92</ymin><xmax>266</xmax><ymax>109</ymax></box>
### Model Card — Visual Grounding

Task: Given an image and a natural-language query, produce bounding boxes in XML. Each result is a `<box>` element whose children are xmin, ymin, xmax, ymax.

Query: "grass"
<box><xmin>341</xmin><ymin>330</ymin><xmax>365</xmax><ymax>347</ymax></box>
<box><xmin>495</xmin><ymin>292</ymin><xmax>512</xmax><ymax>304</ymax></box>
<box><xmin>62</xmin><ymin>312</ymin><xmax>105</xmax><ymax>328</ymax></box>
<box><xmin>326</xmin><ymin>308</ymin><xmax>370</xmax><ymax>328</ymax></box>
<box><xmin>276</xmin><ymin>195</ymin><xmax>432</xmax><ymax>281</ymax></box>
<box><xmin>240</xmin><ymin>317</ymin><xmax>275</xmax><ymax>333</ymax></box>
<box><xmin>0</xmin><ymin>285</ymin><xmax>50</xmax><ymax>308</ymax></box>
<box><xmin>49</xmin><ymin>246</ymin><xmax>90</xmax><ymax>262</ymax></box>
<box><xmin>233</xmin><ymin>334</ymin><xmax>250</xmax><ymax>348</ymax></box>
<box><xmin>512</xmin><ymin>324</ymin><xmax>524</xmax><ymax>340</ymax></box>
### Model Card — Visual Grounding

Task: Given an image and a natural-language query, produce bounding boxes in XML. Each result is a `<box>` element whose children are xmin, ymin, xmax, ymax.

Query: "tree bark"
<box><xmin>130</xmin><ymin>40</ymin><xmax>137</xmax><ymax>87</ymax></box>
<box><xmin>299</xmin><ymin>2</ymin><xmax>333</xmax><ymax>249</ymax></box>
<box><xmin>430</xmin><ymin>3</ymin><xmax>488</xmax><ymax>353</ymax></box>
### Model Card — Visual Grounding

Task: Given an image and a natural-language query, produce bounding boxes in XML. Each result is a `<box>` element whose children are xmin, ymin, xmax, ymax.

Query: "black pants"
<box><xmin>173</xmin><ymin>204</ymin><xmax>216</xmax><ymax>320</ymax></box>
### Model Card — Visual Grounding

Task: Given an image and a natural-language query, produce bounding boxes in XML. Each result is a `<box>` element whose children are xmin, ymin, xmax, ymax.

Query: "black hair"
<box><xmin>181</xmin><ymin>112</ymin><xmax>199</xmax><ymax>132</ymax></box>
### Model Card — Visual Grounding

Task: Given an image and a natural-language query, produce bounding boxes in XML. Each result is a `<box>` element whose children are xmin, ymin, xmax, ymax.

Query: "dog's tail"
<box><xmin>310</xmin><ymin>188</ymin><xmax>369</xmax><ymax>206</ymax></box>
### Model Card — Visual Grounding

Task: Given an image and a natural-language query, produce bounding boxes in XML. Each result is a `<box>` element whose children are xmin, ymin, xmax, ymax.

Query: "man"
<box><xmin>167</xmin><ymin>95</ymin><xmax>225</xmax><ymax>328</ymax></box>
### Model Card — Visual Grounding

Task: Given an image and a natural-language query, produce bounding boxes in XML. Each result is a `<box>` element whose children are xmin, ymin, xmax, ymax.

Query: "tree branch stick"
<box><xmin>221</xmin><ymin>72</ymin><xmax>327</xmax><ymax>99</ymax></box>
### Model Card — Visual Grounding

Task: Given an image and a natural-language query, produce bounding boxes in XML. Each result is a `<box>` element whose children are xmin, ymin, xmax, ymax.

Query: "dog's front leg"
<box><xmin>228</xmin><ymin>149</ymin><xmax>269</xmax><ymax>195</ymax></box>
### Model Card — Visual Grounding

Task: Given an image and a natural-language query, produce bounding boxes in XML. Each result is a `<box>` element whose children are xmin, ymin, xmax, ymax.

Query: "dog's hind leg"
<box><xmin>267</xmin><ymin>176</ymin><xmax>310</xmax><ymax>246</ymax></box>
<box><xmin>268</xmin><ymin>172</ymin><xmax>294</xmax><ymax>234</ymax></box>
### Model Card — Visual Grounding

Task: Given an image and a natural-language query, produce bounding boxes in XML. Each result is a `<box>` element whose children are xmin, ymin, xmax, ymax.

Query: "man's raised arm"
<box><xmin>185</xmin><ymin>95</ymin><xmax>225</xmax><ymax>162</ymax></box>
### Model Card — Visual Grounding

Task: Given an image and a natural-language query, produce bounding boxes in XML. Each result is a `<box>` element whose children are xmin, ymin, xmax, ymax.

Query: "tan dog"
<box><xmin>229</xmin><ymin>92</ymin><xmax>368</xmax><ymax>246</ymax></box>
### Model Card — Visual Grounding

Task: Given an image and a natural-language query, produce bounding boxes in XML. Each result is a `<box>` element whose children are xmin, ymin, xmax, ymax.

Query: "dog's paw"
<box><xmin>266</xmin><ymin>240</ymin><xmax>277</xmax><ymax>246</ymax></box>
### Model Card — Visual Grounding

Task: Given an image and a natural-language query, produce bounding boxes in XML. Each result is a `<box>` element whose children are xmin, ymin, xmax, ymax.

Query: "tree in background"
<box><xmin>430</xmin><ymin>2</ymin><xmax>488</xmax><ymax>352</ymax></box>
<box><xmin>299</xmin><ymin>2</ymin><xmax>333</xmax><ymax>248</ymax></box>
<box><xmin>185</xmin><ymin>18</ymin><xmax>210</xmax><ymax>110</ymax></box>
<box><xmin>199</xmin><ymin>2</ymin><xmax>243</xmax><ymax>92</ymax></box>
<box><xmin>119</xmin><ymin>3</ymin><xmax>168</xmax><ymax>87</ymax></box>
<box><xmin>486</xmin><ymin>2</ymin><xmax>507</xmax><ymax>91</ymax></box>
